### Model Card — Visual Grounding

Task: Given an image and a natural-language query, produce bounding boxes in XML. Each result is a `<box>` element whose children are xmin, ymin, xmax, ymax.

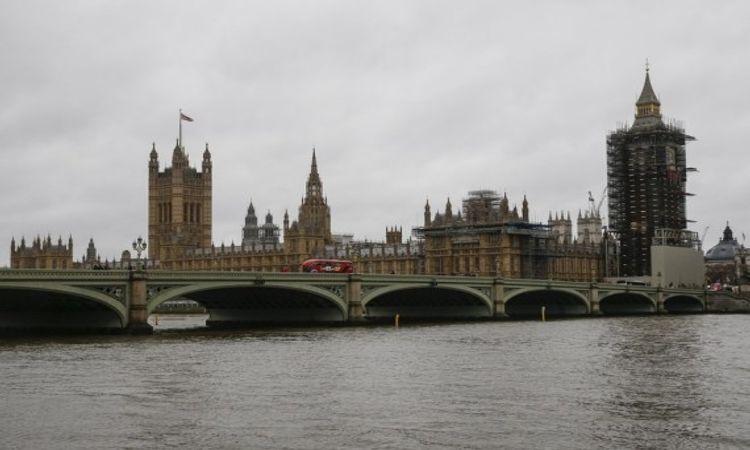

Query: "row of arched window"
<box><xmin>157</xmin><ymin>202</ymin><xmax>202</xmax><ymax>224</ymax></box>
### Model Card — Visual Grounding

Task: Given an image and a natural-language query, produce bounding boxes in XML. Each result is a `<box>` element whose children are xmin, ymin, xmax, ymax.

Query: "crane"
<box><xmin>596</xmin><ymin>186</ymin><xmax>607</xmax><ymax>217</ymax></box>
<box><xmin>701</xmin><ymin>226</ymin><xmax>710</xmax><ymax>244</ymax></box>
<box><xmin>587</xmin><ymin>186</ymin><xmax>607</xmax><ymax>217</ymax></box>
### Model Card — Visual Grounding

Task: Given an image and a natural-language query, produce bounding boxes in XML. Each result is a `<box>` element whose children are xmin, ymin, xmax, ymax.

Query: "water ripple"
<box><xmin>1</xmin><ymin>315</ymin><xmax>748</xmax><ymax>449</ymax></box>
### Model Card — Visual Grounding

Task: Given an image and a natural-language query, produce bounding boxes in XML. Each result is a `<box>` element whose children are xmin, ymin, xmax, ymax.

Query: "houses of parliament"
<box><xmin>11</xmin><ymin>135</ymin><xmax>614</xmax><ymax>281</ymax></box>
<box><xmin>140</xmin><ymin>138</ymin><xmax>612</xmax><ymax>281</ymax></box>
<box><xmin>21</xmin><ymin>68</ymin><xmax>712</xmax><ymax>283</ymax></box>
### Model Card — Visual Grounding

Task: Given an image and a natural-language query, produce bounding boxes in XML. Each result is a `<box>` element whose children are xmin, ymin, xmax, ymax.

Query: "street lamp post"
<box><xmin>132</xmin><ymin>236</ymin><xmax>147</xmax><ymax>271</ymax></box>
<box><xmin>735</xmin><ymin>246</ymin><xmax>745</xmax><ymax>294</ymax></box>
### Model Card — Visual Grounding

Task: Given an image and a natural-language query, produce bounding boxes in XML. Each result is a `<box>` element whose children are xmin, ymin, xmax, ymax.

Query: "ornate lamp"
<box><xmin>132</xmin><ymin>236</ymin><xmax>147</xmax><ymax>270</ymax></box>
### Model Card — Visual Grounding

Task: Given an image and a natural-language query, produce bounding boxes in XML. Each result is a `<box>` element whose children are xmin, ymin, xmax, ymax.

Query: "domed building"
<box><xmin>705</xmin><ymin>223</ymin><xmax>746</xmax><ymax>284</ymax></box>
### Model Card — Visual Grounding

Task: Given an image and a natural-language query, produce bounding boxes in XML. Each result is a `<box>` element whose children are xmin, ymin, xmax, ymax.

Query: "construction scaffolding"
<box><xmin>606</xmin><ymin>121</ymin><xmax>696</xmax><ymax>277</ymax></box>
<box><xmin>412</xmin><ymin>221</ymin><xmax>550</xmax><ymax>240</ymax></box>
<box><xmin>652</xmin><ymin>228</ymin><xmax>701</xmax><ymax>249</ymax></box>
<box><xmin>461</xmin><ymin>190</ymin><xmax>502</xmax><ymax>224</ymax></box>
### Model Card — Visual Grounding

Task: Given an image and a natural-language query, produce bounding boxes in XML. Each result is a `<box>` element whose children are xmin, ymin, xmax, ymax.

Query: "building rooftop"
<box><xmin>705</xmin><ymin>223</ymin><xmax>743</xmax><ymax>262</ymax></box>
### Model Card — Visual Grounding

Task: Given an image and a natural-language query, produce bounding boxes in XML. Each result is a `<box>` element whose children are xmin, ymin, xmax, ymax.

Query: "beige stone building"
<box><xmin>7</xmin><ymin>142</ymin><xmax>615</xmax><ymax>283</ymax></box>
<box><xmin>414</xmin><ymin>191</ymin><xmax>615</xmax><ymax>281</ymax></box>
<box><xmin>146</xmin><ymin>143</ymin><xmax>615</xmax><ymax>281</ymax></box>
<box><xmin>153</xmin><ymin>146</ymin><xmax>338</xmax><ymax>271</ymax></box>
<box><xmin>323</xmin><ymin>228</ymin><xmax>424</xmax><ymax>274</ymax></box>
<box><xmin>148</xmin><ymin>141</ymin><xmax>212</xmax><ymax>263</ymax></box>
<box><xmin>10</xmin><ymin>235</ymin><xmax>73</xmax><ymax>269</ymax></box>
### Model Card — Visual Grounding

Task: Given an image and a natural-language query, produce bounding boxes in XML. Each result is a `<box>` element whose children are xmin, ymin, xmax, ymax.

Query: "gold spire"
<box><xmin>634</xmin><ymin>63</ymin><xmax>662</xmax><ymax>125</ymax></box>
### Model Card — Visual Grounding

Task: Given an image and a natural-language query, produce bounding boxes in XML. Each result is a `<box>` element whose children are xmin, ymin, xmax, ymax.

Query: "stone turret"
<box><xmin>85</xmin><ymin>238</ymin><xmax>97</xmax><ymax>261</ymax></box>
<box><xmin>243</xmin><ymin>201</ymin><xmax>280</xmax><ymax>246</ymax></box>
<box><xmin>445</xmin><ymin>198</ymin><xmax>453</xmax><ymax>221</ymax></box>
<box><xmin>577</xmin><ymin>209</ymin><xmax>602</xmax><ymax>245</ymax></box>
<box><xmin>202</xmin><ymin>143</ymin><xmax>212</xmax><ymax>173</ymax></box>
<box><xmin>548</xmin><ymin>211</ymin><xmax>573</xmax><ymax>244</ymax></box>
<box><xmin>149</xmin><ymin>143</ymin><xmax>159</xmax><ymax>173</ymax></box>
<box><xmin>284</xmin><ymin>148</ymin><xmax>332</xmax><ymax>254</ymax></box>
<box><xmin>386</xmin><ymin>226</ymin><xmax>403</xmax><ymax>245</ymax></box>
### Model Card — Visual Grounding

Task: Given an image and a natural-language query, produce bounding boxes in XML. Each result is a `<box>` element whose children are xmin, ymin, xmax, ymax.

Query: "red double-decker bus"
<box><xmin>301</xmin><ymin>259</ymin><xmax>354</xmax><ymax>274</ymax></box>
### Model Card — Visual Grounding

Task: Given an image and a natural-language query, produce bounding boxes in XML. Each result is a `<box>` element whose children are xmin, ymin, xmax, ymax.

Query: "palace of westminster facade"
<box><xmin>143</xmin><ymin>140</ymin><xmax>613</xmax><ymax>280</ymax></box>
<box><xmin>140</xmin><ymin>136</ymin><xmax>611</xmax><ymax>280</ymax></box>
<box><xmin>12</xmin><ymin>139</ymin><xmax>614</xmax><ymax>282</ymax></box>
<box><xmin>24</xmin><ymin>69</ymin><xmax>719</xmax><ymax>282</ymax></box>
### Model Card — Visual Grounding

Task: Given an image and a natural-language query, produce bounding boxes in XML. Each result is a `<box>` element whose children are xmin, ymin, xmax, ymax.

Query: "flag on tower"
<box><xmin>178</xmin><ymin>110</ymin><xmax>193</xmax><ymax>148</ymax></box>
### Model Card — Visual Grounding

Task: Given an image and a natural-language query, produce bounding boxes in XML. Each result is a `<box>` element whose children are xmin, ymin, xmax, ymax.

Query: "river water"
<box><xmin>1</xmin><ymin>315</ymin><xmax>748</xmax><ymax>449</ymax></box>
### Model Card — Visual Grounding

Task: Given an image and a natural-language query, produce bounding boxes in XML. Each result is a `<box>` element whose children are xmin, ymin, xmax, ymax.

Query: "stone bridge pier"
<box><xmin>127</xmin><ymin>271</ymin><xmax>152</xmax><ymax>334</ymax></box>
<box><xmin>346</xmin><ymin>275</ymin><xmax>365</xmax><ymax>322</ymax></box>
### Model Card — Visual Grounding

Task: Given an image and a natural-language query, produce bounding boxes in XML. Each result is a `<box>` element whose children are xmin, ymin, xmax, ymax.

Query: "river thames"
<box><xmin>1</xmin><ymin>315</ymin><xmax>748</xmax><ymax>449</ymax></box>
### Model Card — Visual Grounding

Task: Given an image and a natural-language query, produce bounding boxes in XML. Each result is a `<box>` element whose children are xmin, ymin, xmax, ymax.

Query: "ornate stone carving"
<box><xmin>472</xmin><ymin>286</ymin><xmax>491</xmax><ymax>298</ymax></box>
<box><xmin>147</xmin><ymin>285</ymin><xmax>177</xmax><ymax>300</ymax></box>
<box><xmin>319</xmin><ymin>285</ymin><xmax>345</xmax><ymax>299</ymax></box>
<box><xmin>80</xmin><ymin>285</ymin><xmax>127</xmax><ymax>305</ymax></box>
<box><xmin>361</xmin><ymin>285</ymin><xmax>381</xmax><ymax>298</ymax></box>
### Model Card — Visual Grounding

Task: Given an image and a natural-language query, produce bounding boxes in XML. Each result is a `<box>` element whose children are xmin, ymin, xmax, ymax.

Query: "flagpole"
<box><xmin>179</xmin><ymin>109</ymin><xmax>182</xmax><ymax>149</ymax></box>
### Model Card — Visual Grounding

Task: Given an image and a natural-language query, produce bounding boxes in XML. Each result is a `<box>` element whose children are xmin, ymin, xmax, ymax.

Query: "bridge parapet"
<box><xmin>147</xmin><ymin>270</ymin><xmax>349</xmax><ymax>283</ymax></box>
<box><xmin>0</xmin><ymin>269</ymin><xmax>131</xmax><ymax>281</ymax></box>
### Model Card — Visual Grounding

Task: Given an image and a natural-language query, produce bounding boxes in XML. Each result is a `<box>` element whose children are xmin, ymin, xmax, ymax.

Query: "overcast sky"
<box><xmin>1</xmin><ymin>0</ymin><xmax>748</xmax><ymax>264</ymax></box>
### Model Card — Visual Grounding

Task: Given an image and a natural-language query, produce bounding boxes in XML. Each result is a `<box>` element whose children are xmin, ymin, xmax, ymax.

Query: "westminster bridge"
<box><xmin>0</xmin><ymin>269</ymin><xmax>716</xmax><ymax>333</ymax></box>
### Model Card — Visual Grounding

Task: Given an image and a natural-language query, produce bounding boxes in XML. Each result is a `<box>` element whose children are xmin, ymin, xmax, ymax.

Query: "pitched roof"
<box><xmin>636</xmin><ymin>71</ymin><xmax>660</xmax><ymax>105</ymax></box>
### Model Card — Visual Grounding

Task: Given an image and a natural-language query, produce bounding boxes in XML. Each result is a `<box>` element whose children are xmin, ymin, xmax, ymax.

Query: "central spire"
<box><xmin>633</xmin><ymin>64</ymin><xmax>663</xmax><ymax>127</ymax></box>
<box><xmin>305</xmin><ymin>147</ymin><xmax>323</xmax><ymax>201</ymax></box>
<box><xmin>636</xmin><ymin>70</ymin><xmax>660</xmax><ymax>106</ymax></box>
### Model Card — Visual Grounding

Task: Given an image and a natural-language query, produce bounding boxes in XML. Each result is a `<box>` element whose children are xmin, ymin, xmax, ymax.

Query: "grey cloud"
<box><xmin>1</xmin><ymin>0</ymin><xmax>749</xmax><ymax>263</ymax></box>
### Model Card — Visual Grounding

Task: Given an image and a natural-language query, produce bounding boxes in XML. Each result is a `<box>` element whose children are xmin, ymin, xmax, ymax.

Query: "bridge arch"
<box><xmin>0</xmin><ymin>283</ymin><xmax>127</xmax><ymax>331</ymax></box>
<box><xmin>598</xmin><ymin>291</ymin><xmax>656</xmax><ymax>315</ymax></box>
<box><xmin>503</xmin><ymin>287</ymin><xmax>589</xmax><ymax>318</ymax></box>
<box><xmin>362</xmin><ymin>284</ymin><xmax>493</xmax><ymax>320</ymax></box>
<box><xmin>663</xmin><ymin>294</ymin><xmax>704</xmax><ymax>313</ymax></box>
<box><xmin>147</xmin><ymin>282</ymin><xmax>348</xmax><ymax>324</ymax></box>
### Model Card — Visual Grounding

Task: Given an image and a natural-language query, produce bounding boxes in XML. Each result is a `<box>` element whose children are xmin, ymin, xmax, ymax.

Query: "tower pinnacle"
<box><xmin>305</xmin><ymin>148</ymin><xmax>323</xmax><ymax>200</ymax></box>
<box><xmin>634</xmin><ymin>65</ymin><xmax>662</xmax><ymax>126</ymax></box>
<box><xmin>636</xmin><ymin>71</ymin><xmax>660</xmax><ymax>106</ymax></box>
